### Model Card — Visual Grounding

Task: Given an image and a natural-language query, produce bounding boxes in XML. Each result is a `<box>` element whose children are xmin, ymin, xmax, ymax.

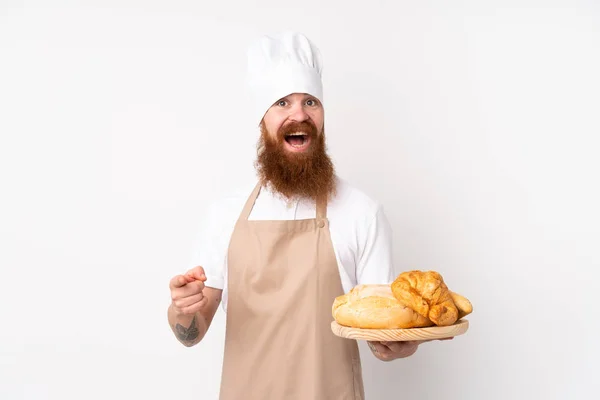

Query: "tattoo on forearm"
<box><xmin>174</xmin><ymin>315</ymin><xmax>200</xmax><ymax>342</ymax></box>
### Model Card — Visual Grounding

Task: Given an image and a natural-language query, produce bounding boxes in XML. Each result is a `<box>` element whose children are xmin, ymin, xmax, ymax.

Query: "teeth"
<box><xmin>287</xmin><ymin>132</ymin><xmax>307</xmax><ymax>136</ymax></box>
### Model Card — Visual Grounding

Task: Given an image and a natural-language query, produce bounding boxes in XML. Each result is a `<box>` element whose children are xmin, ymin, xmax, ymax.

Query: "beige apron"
<box><xmin>218</xmin><ymin>183</ymin><xmax>365</xmax><ymax>400</ymax></box>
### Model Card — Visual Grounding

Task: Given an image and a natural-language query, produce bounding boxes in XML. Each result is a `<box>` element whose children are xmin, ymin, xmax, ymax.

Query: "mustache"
<box><xmin>277</xmin><ymin>121</ymin><xmax>318</xmax><ymax>138</ymax></box>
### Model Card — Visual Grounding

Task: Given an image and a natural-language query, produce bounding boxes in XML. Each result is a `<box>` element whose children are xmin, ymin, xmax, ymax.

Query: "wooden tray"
<box><xmin>331</xmin><ymin>319</ymin><xmax>469</xmax><ymax>341</ymax></box>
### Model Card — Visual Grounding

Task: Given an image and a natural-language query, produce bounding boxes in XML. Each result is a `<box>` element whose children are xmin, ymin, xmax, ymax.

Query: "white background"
<box><xmin>1</xmin><ymin>1</ymin><xmax>599</xmax><ymax>399</ymax></box>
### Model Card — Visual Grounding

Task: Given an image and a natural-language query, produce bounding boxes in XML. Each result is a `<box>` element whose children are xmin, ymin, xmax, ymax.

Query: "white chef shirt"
<box><xmin>187</xmin><ymin>176</ymin><xmax>395</xmax><ymax>312</ymax></box>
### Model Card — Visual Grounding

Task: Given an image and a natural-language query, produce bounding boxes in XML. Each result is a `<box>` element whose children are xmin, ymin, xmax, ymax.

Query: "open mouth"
<box><xmin>284</xmin><ymin>132</ymin><xmax>311</xmax><ymax>152</ymax></box>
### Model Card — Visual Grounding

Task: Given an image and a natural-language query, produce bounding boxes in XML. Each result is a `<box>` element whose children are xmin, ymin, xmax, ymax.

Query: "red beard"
<box><xmin>255</xmin><ymin>121</ymin><xmax>336</xmax><ymax>201</ymax></box>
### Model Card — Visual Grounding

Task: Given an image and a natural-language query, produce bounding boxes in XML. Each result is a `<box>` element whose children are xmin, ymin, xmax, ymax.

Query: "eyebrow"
<box><xmin>276</xmin><ymin>95</ymin><xmax>318</xmax><ymax>102</ymax></box>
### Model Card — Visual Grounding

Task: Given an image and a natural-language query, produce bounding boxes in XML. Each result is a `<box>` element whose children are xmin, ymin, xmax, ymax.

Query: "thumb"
<box><xmin>185</xmin><ymin>266</ymin><xmax>207</xmax><ymax>282</ymax></box>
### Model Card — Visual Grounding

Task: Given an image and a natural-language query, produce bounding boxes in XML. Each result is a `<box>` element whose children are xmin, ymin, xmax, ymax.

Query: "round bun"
<box><xmin>332</xmin><ymin>284</ymin><xmax>434</xmax><ymax>329</ymax></box>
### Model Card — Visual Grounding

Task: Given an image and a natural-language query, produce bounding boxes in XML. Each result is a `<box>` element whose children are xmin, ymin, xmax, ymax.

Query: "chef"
<box><xmin>167</xmin><ymin>31</ymin><xmax>425</xmax><ymax>399</ymax></box>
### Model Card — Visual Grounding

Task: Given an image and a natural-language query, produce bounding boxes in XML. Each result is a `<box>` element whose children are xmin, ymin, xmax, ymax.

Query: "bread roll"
<box><xmin>332</xmin><ymin>284</ymin><xmax>434</xmax><ymax>329</ymax></box>
<box><xmin>450</xmin><ymin>291</ymin><xmax>473</xmax><ymax>319</ymax></box>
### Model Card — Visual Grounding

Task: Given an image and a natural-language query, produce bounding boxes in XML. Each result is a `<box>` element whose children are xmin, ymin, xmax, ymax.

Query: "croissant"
<box><xmin>391</xmin><ymin>270</ymin><xmax>460</xmax><ymax>326</ymax></box>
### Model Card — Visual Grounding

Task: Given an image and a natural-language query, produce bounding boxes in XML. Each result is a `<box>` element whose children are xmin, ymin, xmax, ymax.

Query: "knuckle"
<box><xmin>185</xmin><ymin>304</ymin><xmax>200</xmax><ymax>314</ymax></box>
<box><xmin>194</xmin><ymin>298</ymin><xmax>207</xmax><ymax>311</ymax></box>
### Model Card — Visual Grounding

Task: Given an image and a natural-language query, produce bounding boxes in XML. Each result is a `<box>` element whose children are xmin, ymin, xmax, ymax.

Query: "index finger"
<box><xmin>169</xmin><ymin>274</ymin><xmax>188</xmax><ymax>289</ymax></box>
<box><xmin>367</xmin><ymin>341</ymin><xmax>388</xmax><ymax>354</ymax></box>
<box><xmin>381</xmin><ymin>341</ymin><xmax>408</xmax><ymax>352</ymax></box>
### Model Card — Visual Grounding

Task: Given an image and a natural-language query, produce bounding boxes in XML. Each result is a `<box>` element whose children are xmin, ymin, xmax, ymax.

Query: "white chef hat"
<box><xmin>246</xmin><ymin>31</ymin><xmax>324</xmax><ymax>126</ymax></box>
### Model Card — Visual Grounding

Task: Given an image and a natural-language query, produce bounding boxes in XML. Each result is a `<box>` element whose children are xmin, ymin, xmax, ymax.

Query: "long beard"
<box><xmin>255</xmin><ymin>121</ymin><xmax>336</xmax><ymax>201</ymax></box>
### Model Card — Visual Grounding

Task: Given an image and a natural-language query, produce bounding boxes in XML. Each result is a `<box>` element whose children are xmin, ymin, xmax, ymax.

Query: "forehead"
<box><xmin>278</xmin><ymin>93</ymin><xmax>318</xmax><ymax>101</ymax></box>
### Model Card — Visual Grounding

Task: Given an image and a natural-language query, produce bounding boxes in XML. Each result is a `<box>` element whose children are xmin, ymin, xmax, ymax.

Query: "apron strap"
<box><xmin>240</xmin><ymin>182</ymin><xmax>262</xmax><ymax>221</ymax></box>
<box><xmin>316</xmin><ymin>195</ymin><xmax>328</xmax><ymax>221</ymax></box>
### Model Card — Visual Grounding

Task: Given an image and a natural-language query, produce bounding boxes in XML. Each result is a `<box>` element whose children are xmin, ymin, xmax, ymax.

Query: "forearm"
<box><xmin>168</xmin><ymin>305</ymin><xmax>209</xmax><ymax>347</ymax></box>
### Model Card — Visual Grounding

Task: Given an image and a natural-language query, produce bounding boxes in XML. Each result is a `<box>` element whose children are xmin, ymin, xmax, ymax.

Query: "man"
<box><xmin>167</xmin><ymin>32</ymin><xmax>424</xmax><ymax>399</ymax></box>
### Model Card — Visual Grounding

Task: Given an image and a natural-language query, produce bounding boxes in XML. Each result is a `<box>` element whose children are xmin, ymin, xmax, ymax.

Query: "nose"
<box><xmin>289</xmin><ymin>102</ymin><xmax>309</xmax><ymax>122</ymax></box>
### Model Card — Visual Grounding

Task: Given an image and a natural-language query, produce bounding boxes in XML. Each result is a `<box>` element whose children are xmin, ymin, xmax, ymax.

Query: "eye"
<box><xmin>306</xmin><ymin>98</ymin><xmax>317</xmax><ymax>106</ymax></box>
<box><xmin>277</xmin><ymin>100</ymin><xmax>288</xmax><ymax>107</ymax></box>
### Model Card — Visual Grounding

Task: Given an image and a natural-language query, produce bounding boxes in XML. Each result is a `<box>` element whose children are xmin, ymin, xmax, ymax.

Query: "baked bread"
<box><xmin>391</xmin><ymin>270</ymin><xmax>460</xmax><ymax>326</ymax></box>
<box><xmin>450</xmin><ymin>291</ymin><xmax>473</xmax><ymax>319</ymax></box>
<box><xmin>332</xmin><ymin>284</ymin><xmax>434</xmax><ymax>329</ymax></box>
